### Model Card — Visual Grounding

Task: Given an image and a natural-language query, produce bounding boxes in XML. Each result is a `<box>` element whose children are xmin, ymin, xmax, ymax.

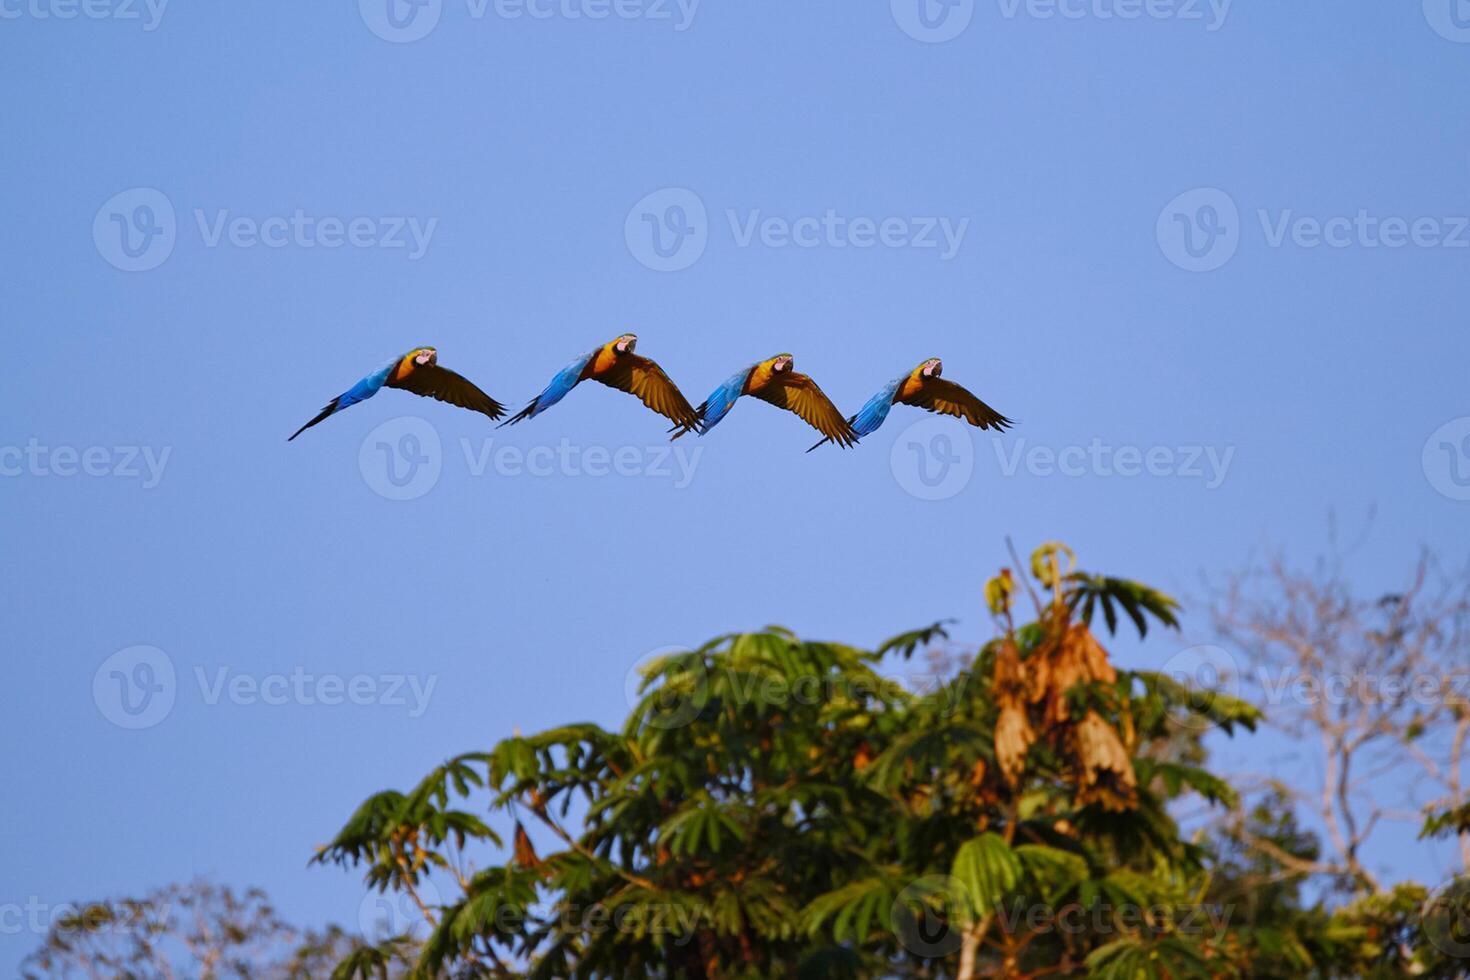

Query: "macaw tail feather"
<box><xmin>497</xmin><ymin>400</ymin><xmax>539</xmax><ymax>428</ymax></box>
<box><xmin>288</xmin><ymin>401</ymin><xmax>338</xmax><ymax>441</ymax></box>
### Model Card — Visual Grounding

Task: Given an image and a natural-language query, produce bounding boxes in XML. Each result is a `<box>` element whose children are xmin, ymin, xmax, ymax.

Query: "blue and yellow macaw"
<box><xmin>289</xmin><ymin>347</ymin><xmax>505</xmax><ymax>441</ymax></box>
<box><xmin>500</xmin><ymin>333</ymin><xmax>700</xmax><ymax>431</ymax></box>
<box><xmin>809</xmin><ymin>357</ymin><xmax>1013</xmax><ymax>451</ymax></box>
<box><xmin>672</xmin><ymin>353</ymin><xmax>857</xmax><ymax>447</ymax></box>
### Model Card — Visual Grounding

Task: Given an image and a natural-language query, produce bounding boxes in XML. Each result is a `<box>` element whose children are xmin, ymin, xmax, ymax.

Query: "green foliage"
<box><xmin>1421</xmin><ymin>800</ymin><xmax>1470</xmax><ymax>841</ymax></box>
<box><xmin>949</xmin><ymin>834</ymin><xmax>1022</xmax><ymax>921</ymax></box>
<box><xmin>312</xmin><ymin>543</ymin><xmax>1431</xmax><ymax>978</ymax></box>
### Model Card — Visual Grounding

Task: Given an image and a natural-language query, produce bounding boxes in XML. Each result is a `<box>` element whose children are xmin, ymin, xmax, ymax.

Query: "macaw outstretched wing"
<box><xmin>754</xmin><ymin>372</ymin><xmax>857</xmax><ymax>447</ymax></box>
<box><xmin>901</xmin><ymin>378</ymin><xmax>1013</xmax><ymax>431</ymax></box>
<box><xmin>594</xmin><ymin>353</ymin><xmax>701</xmax><ymax>431</ymax></box>
<box><xmin>387</xmin><ymin>363</ymin><xmax>506</xmax><ymax>421</ymax></box>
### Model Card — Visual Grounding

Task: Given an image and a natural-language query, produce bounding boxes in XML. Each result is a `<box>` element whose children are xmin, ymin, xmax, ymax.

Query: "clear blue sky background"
<box><xmin>3</xmin><ymin>0</ymin><xmax>1468</xmax><ymax>969</ymax></box>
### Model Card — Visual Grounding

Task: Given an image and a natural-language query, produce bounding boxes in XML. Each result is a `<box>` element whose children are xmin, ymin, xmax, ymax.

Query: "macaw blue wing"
<box><xmin>805</xmin><ymin>374</ymin><xmax>902</xmax><ymax>452</ymax></box>
<box><xmin>694</xmin><ymin>364</ymin><xmax>757</xmax><ymax>435</ymax></box>
<box><xmin>500</xmin><ymin>348</ymin><xmax>597</xmax><ymax>426</ymax></box>
<box><xmin>338</xmin><ymin>361</ymin><xmax>396</xmax><ymax>410</ymax></box>
<box><xmin>851</xmin><ymin>376</ymin><xmax>904</xmax><ymax>438</ymax></box>
<box><xmin>288</xmin><ymin>359</ymin><xmax>396</xmax><ymax>441</ymax></box>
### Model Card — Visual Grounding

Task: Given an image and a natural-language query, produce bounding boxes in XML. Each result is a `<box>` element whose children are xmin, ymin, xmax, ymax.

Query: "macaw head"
<box><xmin>613</xmin><ymin>333</ymin><xmax>638</xmax><ymax>355</ymax></box>
<box><xmin>919</xmin><ymin>357</ymin><xmax>943</xmax><ymax>378</ymax></box>
<box><xmin>771</xmin><ymin>353</ymin><xmax>794</xmax><ymax>374</ymax></box>
<box><xmin>412</xmin><ymin>347</ymin><xmax>438</xmax><ymax>366</ymax></box>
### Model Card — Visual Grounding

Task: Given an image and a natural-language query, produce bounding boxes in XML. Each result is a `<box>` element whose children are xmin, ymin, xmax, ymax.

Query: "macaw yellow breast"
<box><xmin>589</xmin><ymin>345</ymin><xmax>621</xmax><ymax>377</ymax></box>
<box><xmin>392</xmin><ymin>352</ymin><xmax>420</xmax><ymax>382</ymax></box>
<box><xmin>746</xmin><ymin>363</ymin><xmax>777</xmax><ymax>393</ymax></box>
<box><xmin>898</xmin><ymin>373</ymin><xmax>927</xmax><ymax>400</ymax></box>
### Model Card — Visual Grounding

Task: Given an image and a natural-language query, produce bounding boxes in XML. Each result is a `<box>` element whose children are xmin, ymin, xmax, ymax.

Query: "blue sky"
<box><xmin>3</xmin><ymin>0</ymin><xmax>1468</xmax><ymax>968</ymax></box>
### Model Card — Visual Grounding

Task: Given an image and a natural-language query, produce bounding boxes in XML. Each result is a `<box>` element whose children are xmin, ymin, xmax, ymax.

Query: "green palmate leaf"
<box><xmin>656</xmin><ymin>796</ymin><xmax>749</xmax><ymax>857</ymax></box>
<box><xmin>874</xmin><ymin>621</ymin><xmax>954</xmax><ymax>661</ymax></box>
<box><xmin>328</xmin><ymin>938</ymin><xmax>417</xmax><ymax>980</ymax></box>
<box><xmin>801</xmin><ymin>876</ymin><xmax>901</xmax><ymax>942</ymax></box>
<box><xmin>1131</xmin><ymin>670</ymin><xmax>1261</xmax><ymax>735</ymax></box>
<box><xmin>1016</xmin><ymin>844</ymin><xmax>1090</xmax><ymax>900</ymax></box>
<box><xmin>1137</xmin><ymin>760</ymin><xmax>1239</xmax><ymax>808</ymax></box>
<box><xmin>1067</xmin><ymin>575</ymin><xmax>1182</xmax><ymax>637</ymax></box>
<box><xmin>1085</xmin><ymin>935</ymin><xmax>1221</xmax><ymax>979</ymax></box>
<box><xmin>951</xmin><ymin>833</ymin><xmax>1022</xmax><ymax>922</ymax></box>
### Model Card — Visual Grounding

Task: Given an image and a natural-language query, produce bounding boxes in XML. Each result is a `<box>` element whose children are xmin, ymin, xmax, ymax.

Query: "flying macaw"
<box><xmin>499</xmin><ymin>333</ymin><xmax>700</xmax><ymax>432</ymax></box>
<box><xmin>288</xmin><ymin>347</ymin><xmax>506</xmax><ymax>441</ymax></box>
<box><xmin>808</xmin><ymin>357</ymin><xmax>1013</xmax><ymax>451</ymax></box>
<box><xmin>671</xmin><ymin>353</ymin><xmax>858</xmax><ymax>447</ymax></box>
